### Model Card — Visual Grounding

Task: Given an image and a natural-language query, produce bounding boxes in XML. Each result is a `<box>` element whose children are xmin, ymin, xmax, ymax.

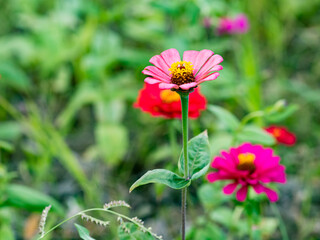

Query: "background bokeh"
<box><xmin>0</xmin><ymin>0</ymin><xmax>320</xmax><ymax>239</ymax></box>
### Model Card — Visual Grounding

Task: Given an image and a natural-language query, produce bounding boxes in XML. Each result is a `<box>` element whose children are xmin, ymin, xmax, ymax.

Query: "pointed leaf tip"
<box><xmin>129</xmin><ymin>169</ymin><xmax>191</xmax><ymax>192</ymax></box>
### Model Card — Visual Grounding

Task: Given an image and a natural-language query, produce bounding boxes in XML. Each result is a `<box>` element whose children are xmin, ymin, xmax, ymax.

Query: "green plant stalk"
<box><xmin>270</xmin><ymin>203</ymin><xmax>289</xmax><ymax>240</ymax></box>
<box><xmin>179</xmin><ymin>92</ymin><xmax>189</xmax><ymax>240</ymax></box>
<box><xmin>39</xmin><ymin>208</ymin><xmax>159</xmax><ymax>240</ymax></box>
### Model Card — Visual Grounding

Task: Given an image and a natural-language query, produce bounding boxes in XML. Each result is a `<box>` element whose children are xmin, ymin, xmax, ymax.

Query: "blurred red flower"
<box><xmin>265</xmin><ymin>126</ymin><xmax>296</xmax><ymax>146</ymax></box>
<box><xmin>134</xmin><ymin>83</ymin><xmax>206</xmax><ymax>119</ymax></box>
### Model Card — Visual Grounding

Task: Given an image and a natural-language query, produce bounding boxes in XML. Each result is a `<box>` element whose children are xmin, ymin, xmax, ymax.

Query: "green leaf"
<box><xmin>266</xmin><ymin>104</ymin><xmax>298</xmax><ymax>122</ymax></box>
<box><xmin>208</xmin><ymin>105</ymin><xmax>240</xmax><ymax>131</ymax></box>
<box><xmin>0</xmin><ymin>62</ymin><xmax>31</xmax><ymax>91</ymax></box>
<box><xmin>209</xmin><ymin>207</ymin><xmax>235</xmax><ymax>227</ymax></box>
<box><xmin>179</xmin><ymin>131</ymin><xmax>211</xmax><ymax>180</ymax></box>
<box><xmin>95</xmin><ymin>123</ymin><xmax>128</xmax><ymax>165</ymax></box>
<box><xmin>2</xmin><ymin>184</ymin><xmax>64</xmax><ymax>215</ymax></box>
<box><xmin>198</xmin><ymin>183</ymin><xmax>231</xmax><ymax>208</ymax></box>
<box><xmin>0</xmin><ymin>141</ymin><xmax>14</xmax><ymax>152</ymax></box>
<box><xmin>237</xmin><ymin>125</ymin><xmax>275</xmax><ymax>146</ymax></box>
<box><xmin>129</xmin><ymin>169</ymin><xmax>190</xmax><ymax>192</ymax></box>
<box><xmin>0</xmin><ymin>121</ymin><xmax>22</xmax><ymax>141</ymax></box>
<box><xmin>75</xmin><ymin>224</ymin><xmax>96</xmax><ymax>240</ymax></box>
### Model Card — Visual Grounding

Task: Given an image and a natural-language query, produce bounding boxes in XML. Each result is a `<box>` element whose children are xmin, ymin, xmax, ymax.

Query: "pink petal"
<box><xmin>196</xmin><ymin>72</ymin><xmax>220</xmax><ymax>84</ymax></box>
<box><xmin>207</xmin><ymin>172</ymin><xmax>225</xmax><ymax>183</ymax></box>
<box><xmin>236</xmin><ymin>185</ymin><xmax>248</xmax><ymax>201</ymax></box>
<box><xmin>258</xmin><ymin>166</ymin><xmax>286</xmax><ymax>183</ymax></box>
<box><xmin>193</xmin><ymin>50</ymin><xmax>214</xmax><ymax>74</ymax></box>
<box><xmin>182</xmin><ymin>50</ymin><xmax>199</xmax><ymax>63</ymax></box>
<box><xmin>159</xmin><ymin>83</ymin><xmax>179</xmax><ymax>89</ymax></box>
<box><xmin>179</xmin><ymin>82</ymin><xmax>198</xmax><ymax>90</ymax></box>
<box><xmin>252</xmin><ymin>183</ymin><xmax>264</xmax><ymax>194</ymax></box>
<box><xmin>211</xmin><ymin>156</ymin><xmax>237</xmax><ymax>172</ymax></box>
<box><xmin>142</xmin><ymin>69</ymin><xmax>171</xmax><ymax>83</ymax></box>
<box><xmin>144</xmin><ymin>77</ymin><xmax>162</xmax><ymax>84</ymax></box>
<box><xmin>144</xmin><ymin>65</ymin><xmax>170</xmax><ymax>77</ymax></box>
<box><xmin>160</xmin><ymin>48</ymin><xmax>181</xmax><ymax>67</ymax></box>
<box><xmin>149</xmin><ymin>55</ymin><xmax>170</xmax><ymax>75</ymax></box>
<box><xmin>263</xmin><ymin>187</ymin><xmax>279</xmax><ymax>202</ymax></box>
<box><xmin>195</xmin><ymin>55</ymin><xmax>224</xmax><ymax>79</ymax></box>
<box><xmin>252</xmin><ymin>184</ymin><xmax>279</xmax><ymax>202</ymax></box>
<box><xmin>223</xmin><ymin>182</ymin><xmax>238</xmax><ymax>194</ymax></box>
<box><xmin>210</xmin><ymin>65</ymin><xmax>223</xmax><ymax>71</ymax></box>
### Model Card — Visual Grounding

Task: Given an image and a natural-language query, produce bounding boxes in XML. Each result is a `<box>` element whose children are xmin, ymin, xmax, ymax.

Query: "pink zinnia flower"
<box><xmin>207</xmin><ymin>143</ymin><xmax>286</xmax><ymax>202</ymax></box>
<box><xmin>217</xmin><ymin>14</ymin><xmax>250</xmax><ymax>35</ymax></box>
<box><xmin>142</xmin><ymin>49</ymin><xmax>223</xmax><ymax>91</ymax></box>
<box><xmin>233</xmin><ymin>14</ymin><xmax>250</xmax><ymax>34</ymax></box>
<box><xmin>265</xmin><ymin>126</ymin><xmax>296</xmax><ymax>146</ymax></box>
<box><xmin>217</xmin><ymin>17</ymin><xmax>234</xmax><ymax>35</ymax></box>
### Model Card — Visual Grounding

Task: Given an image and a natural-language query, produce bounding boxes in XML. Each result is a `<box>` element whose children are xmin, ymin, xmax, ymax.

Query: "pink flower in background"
<box><xmin>143</xmin><ymin>49</ymin><xmax>223</xmax><ymax>91</ymax></box>
<box><xmin>217</xmin><ymin>14</ymin><xmax>250</xmax><ymax>35</ymax></box>
<box><xmin>203</xmin><ymin>17</ymin><xmax>212</xmax><ymax>29</ymax></box>
<box><xmin>217</xmin><ymin>17</ymin><xmax>234</xmax><ymax>35</ymax></box>
<box><xmin>233</xmin><ymin>14</ymin><xmax>250</xmax><ymax>34</ymax></box>
<box><xmin>207</xmin><ymin>143</ymin><xmax>286</xmax><ymax>202</ymax></box>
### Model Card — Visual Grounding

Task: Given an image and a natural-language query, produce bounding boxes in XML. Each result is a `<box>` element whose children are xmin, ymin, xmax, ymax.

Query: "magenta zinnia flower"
<box><xmin>207</xmin><ymin>143</ymin><xmax>286</xmax><ymax>202</ymax></box>
<box><xmin>233</xmin><ymin>14</ymin><xmax>250</xmax><ymax>34</ymax></box>
<box><xmin>143</xmin><ymin>49</ymin><xmax>223</xmax><ymax>91</ymax></box>
<box><xmin>217</xmin><ymin>14</ymin><xmax>250</xmax><ymax>35</ymax></box>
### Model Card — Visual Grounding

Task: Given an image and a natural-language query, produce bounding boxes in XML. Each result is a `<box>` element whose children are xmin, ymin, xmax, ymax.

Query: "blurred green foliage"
<box><xmin>0</xmin><ymin>0</ymin><xmax>320</xmax><ymax>239</ymax></box>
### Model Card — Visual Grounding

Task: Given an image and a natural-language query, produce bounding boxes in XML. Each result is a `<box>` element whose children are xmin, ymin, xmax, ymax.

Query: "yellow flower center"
<box><xmin>237</xmin><ymin>153</ymin><xmax>256</xmax><ymax>171</ymax></box>
<box><xmin>169</xmin><ymin>61</ymin><xmax>195</xmax><ymax>86</ymax></box>
<box><xmin>272</xmin><ymin>128</ymin><xmax>281</xmax><ymax>137</ymax></box>
<box><xmin>160</xmin><ymin>90</ymin><xmax>180</xmax><ymax>103</ymax></box>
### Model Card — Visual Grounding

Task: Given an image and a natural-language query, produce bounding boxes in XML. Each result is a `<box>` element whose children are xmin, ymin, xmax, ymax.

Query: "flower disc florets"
<box><xmin>169</xmin><ymin>61</ymin><xmax>195</xmax><ymax>86</ymax></box>
<box><xmin>237</xmin><ymin>153</ymin><xmax>256</xmax><ymax>171</ymax></box>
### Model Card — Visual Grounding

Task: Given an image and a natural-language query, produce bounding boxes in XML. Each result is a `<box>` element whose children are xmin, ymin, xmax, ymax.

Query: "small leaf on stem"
<box><xmin>178</xmin><ymin>130</ymin><xmax>211</xmax><ymax>180</ymax></box>
<box><xmin>75</xmin><ymin>224</ymin><xmax>96</xmax><ymax>240</ymax></box>
<box><xmin>129</xmin><ymin>169</ymin><xmax>191</xmax><ymax>192</ymax></box>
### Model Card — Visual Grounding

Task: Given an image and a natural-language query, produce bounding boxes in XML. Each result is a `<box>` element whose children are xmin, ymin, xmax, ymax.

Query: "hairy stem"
<box><xmin>39</xmin><ymin>208</ymin><xmax>157</xmax><ymax>240</ymax></box>
<box><xmin>179</xmin><ymin>92</ymin><xmax>189</xmax><ymax>240</ymax></box>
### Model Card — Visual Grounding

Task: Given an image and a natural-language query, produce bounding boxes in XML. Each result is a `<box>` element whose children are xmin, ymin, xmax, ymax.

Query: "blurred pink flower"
<box><xmin>207</xmin><ymin>143</ymin><xmax>286</xmax><ymax>202</ymax></box>
<box><xmin>217</xmin><ymin>17</ymin><xmax>234</xmax><ymax>35</ymax></box>
<box><xmin>203</xmin><ymin>17</ymin><xmax>212</xmax><ymax>29</ymax></box>
<box><xmin>143</xmin><ymin>49</ymin><xmax>223</xmax><ymax>91</ymax></box>
<box><xmin>233</xmin><ymin>14</ymin><xmax>250</xmax><ymax>34</ymax></box>
<box><xmin>217</xmin><ymin>14</ymin><xmax>250</xmax><ymax>35</ymax></box>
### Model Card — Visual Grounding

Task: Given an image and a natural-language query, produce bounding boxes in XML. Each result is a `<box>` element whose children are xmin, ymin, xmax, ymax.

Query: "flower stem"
<box><xmin>271</xmin><ymin>203</ymin><xmax>289</xmax><ymax>240</ymax></box>
<box><xmin>178</xmin><ymin>92</ymin><xmax>189</xmax><ymax>240</ymax></box>
<box><xmin>180</xmin><ymin>93</ymin><xmax>189</xmax><ymax>179</ymax></box>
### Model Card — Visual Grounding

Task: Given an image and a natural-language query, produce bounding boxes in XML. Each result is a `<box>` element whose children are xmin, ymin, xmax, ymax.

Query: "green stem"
<box><xmin>39</xmin><ymin>208</ymin><xmax>157</xmax><ymax>240</ymax></box>
<box><xmin>180</xmin><ymin>93</ymin><xmax>189</xmax><ymax>179</ymax></box>
<box><xmin>178</xmin><ymin>92</ymin><xmax>190</xmax><ymax>240</ymax></box>
<box><xmin>271</xmin><ymin>203</ymin><xmax>289</xmax><ymax>240</ymax></box>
